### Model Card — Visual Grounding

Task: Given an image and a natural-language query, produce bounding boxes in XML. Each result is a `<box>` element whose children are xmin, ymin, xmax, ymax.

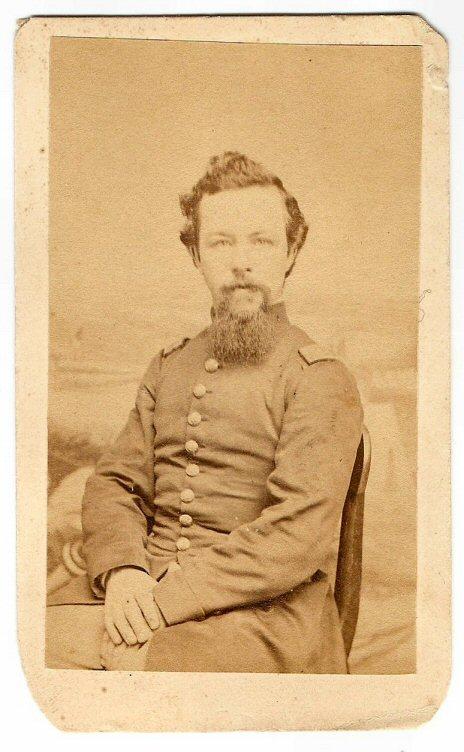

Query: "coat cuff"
<box><xmin>87</xmin><ymin>546</ymin><xmax>150</xmax><ymax>596</ymax></box>
<box><xmin>153</xmin><ymin>569</ymin><xmax>205</xmax><ymax>625</ymax></box>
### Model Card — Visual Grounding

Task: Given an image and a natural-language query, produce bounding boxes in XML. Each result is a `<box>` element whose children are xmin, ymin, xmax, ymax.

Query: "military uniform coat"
<box><xmin>48</xmin><ymin>302</ymin><xmax>363</xmax><ymax>673</ymax></box>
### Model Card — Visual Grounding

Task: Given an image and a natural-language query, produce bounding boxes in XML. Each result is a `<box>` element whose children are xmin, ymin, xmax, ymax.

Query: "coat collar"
<box><xmin>270</xmin><ymin>300</ymin><xmax>289</xmax><ymax>324</ymax></box>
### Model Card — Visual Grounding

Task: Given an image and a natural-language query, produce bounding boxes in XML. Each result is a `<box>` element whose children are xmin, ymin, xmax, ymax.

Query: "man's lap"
<box><xmin>46</xmin><ymin>603</ymin><xmax>106</xmax><ymax>669</ymax></box>
<box><xmin>46</xmin><ymin>602</ymin><xmax>300</xmax><ymax>672</ymax></box>
<box><xmin>46</xmin><ymin>578</ymin><xmax>347</xmax><ymax>673</ymax></box>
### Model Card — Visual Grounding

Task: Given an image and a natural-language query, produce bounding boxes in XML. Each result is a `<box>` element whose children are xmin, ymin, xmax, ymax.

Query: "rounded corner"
<box><xmin>14</xmin><ymin>659</ymin><xmax>65</xmax><ymax>733</ymax></box>
<box><xmin>14</xmin><ymin>18</ymin><xmax>32</xmax><ymax>47</ymax></box>
<box><xmin>15</xmin><ymin>629</ymin><xmax>72</xmax><ymax>733</ymax></box>
<box><xmin>415</xmin><ymin>667</ymin><xmax>453</xmax><ymax>729</ymax></box>
<box><xmin>409</xmin><ymin>13</ymin><xmax>448</xmax><ymax>49</ymax></box>
<box><xmin>14</xmin><ymin>16</ymin><xmax>52</xmax><ymax>50</ymax></box>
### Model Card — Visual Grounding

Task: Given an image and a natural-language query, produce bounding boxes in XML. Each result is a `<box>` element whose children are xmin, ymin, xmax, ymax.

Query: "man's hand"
<box><xmin>104</xmin><ymin>566</ymin><xmax>165</xmax><ymax>646</ymax></box>
<box><xmin>100</xmin><ymin>629</ymin><xmax>151</xmax><ymax>671</ymax></box>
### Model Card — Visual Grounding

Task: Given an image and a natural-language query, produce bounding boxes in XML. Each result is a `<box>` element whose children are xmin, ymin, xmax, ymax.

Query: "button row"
<box><xmin>176</xmin><ymin>359</ymin><xmax>219</xmax><ymax>557</ymax></box>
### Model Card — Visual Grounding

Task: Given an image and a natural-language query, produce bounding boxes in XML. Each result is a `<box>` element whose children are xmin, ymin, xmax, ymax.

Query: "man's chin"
<box><xmin>227</xmin><ymin>288</ymin><xmax>265</xmax><ymax>318</ymax></box>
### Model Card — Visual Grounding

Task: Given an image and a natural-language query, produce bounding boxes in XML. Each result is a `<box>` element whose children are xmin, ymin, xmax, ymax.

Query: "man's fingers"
<box><xmin>104</xmin><ymin>613</ymin><xmax>123</xmax><ymax>645</ymax></box>
<box><xmin>122</xmin><ymin>598</ymin><xmax>153</xmax><ymax>643</ymax></box>
<box><xmin>100</xmin><ymin>629</ymin><xmax>116</xmax><ymax>668</ymax></box>
<box><xmin>112</xmin><ymin>604</ymin><xmax>139</xmax><ymax>645</ymax></box>
<box><xmin>135</xmin><ymin>591</ymin><xmax>159</xmax><ymax>631</ymax></box>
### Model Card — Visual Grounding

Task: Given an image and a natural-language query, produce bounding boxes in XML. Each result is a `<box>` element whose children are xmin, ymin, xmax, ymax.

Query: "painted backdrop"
<box><xmin>49</xmin><ymin>38</ymin><xmax>421</xmax><ymax>673</ymax></box>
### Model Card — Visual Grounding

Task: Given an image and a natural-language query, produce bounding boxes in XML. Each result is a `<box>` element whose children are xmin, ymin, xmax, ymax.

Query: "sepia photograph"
<box><xmin>15</xmin><ymin>14</ymin><xmax>449</xmax><ymax>731</ymax></box>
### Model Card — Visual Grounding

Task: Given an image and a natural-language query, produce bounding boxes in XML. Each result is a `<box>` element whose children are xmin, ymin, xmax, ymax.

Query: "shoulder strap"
<box><xmin>298</xmin><ymin>342</ymin><xmax>338</xmax><ymax>367</ymax></box>
<box><xmin>162</xmin><ymin>336</ymin><xmax>190</xmax><ymax>358</ymax></box>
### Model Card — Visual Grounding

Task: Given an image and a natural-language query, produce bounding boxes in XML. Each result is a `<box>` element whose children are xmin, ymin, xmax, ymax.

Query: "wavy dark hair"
<box><xmin>179</xmin><ymin>152</ymin><xmax>308</xmax><ymax>277</ymax></box>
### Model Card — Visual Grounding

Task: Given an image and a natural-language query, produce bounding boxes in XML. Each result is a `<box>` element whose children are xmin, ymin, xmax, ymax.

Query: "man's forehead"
<box><xmin>199</xmin><ymin>185</ymin><xmax>287</xmax><ymax>232</ymax></box>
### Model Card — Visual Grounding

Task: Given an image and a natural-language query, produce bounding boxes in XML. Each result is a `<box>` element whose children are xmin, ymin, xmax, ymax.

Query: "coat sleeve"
<box><xmin>152</xmin><ymin>358</ymin><xmax>364</xmax><ymax>625</ymax></box>
<box><xmin>81</xmin><ymin>353</ymin><xmax>162</xmax><ymax>594</ymax></box>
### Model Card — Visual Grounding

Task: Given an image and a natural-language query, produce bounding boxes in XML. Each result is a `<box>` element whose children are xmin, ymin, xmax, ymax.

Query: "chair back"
<box><xmin>334</xmin><ymin>426</ymin><xmax>371</xmax><ymax>657</ymax></box>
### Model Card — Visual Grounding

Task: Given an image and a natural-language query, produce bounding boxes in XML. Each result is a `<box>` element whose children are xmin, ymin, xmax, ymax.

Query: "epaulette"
<box><xmin>162</xmin><ymin>336</ymin><xmax>190</xmax><ymax>358</ymax></box>
<box><xmin>298</xmin><ymin>343</ymin><xmax>338</xmax><ymax>367</ymax></box>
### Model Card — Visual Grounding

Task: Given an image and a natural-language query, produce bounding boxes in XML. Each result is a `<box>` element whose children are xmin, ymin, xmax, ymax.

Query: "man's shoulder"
<box><xmin>285</xmin><ymin>324</ymin><xmax>359</xmax><ymax>395</ymax></box>
<box><xmin>142</xmin><ymin>328</ymin><xmax>207</xmax><ymax>384</ymax></box>
<box><xmin>142</xmin><ymin>334</ymin><xmax>194</xmax><ymax>382</ymax></box>
<box><xmin>286</xmin><ymin>324</ymin><xmax>337</xmax><ymax>367</ymax></box>
<box><xmin>139</xmin><ymin>335</ymin><xmax>193</xmax><ymax>392</ymax></box>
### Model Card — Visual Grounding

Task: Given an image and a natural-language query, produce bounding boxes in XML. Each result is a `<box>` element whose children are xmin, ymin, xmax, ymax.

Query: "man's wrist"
<box><xmin>102</xmin><ymin>565</ymin><xmax>148</xmax><ymax>590</ymax></box>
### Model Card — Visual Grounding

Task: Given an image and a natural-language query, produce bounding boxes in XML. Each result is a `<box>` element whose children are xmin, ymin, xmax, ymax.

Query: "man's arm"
<box><xmin>81</xmin><ymin>353</ymin><xmax>162</xmax><ymax>591</ymax></box>
<box><xmin>152</xmin><ymin>358</ymin><xmax>363</xmax><ymax>626</ymax></box>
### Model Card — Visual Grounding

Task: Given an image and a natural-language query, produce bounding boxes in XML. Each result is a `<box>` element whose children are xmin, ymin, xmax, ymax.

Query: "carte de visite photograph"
<box><xmin>45</xmin><ymin>34</ymin><xmax>420</xmax><ymax>676</ymax></box>
<box><xmin>15</xmin><ymin>15</ymin><xmax>449</xmax><ymax>732</ymax></box>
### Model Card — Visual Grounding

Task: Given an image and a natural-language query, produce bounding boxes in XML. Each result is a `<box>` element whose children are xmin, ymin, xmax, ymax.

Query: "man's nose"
<box><xmin>232</xmin><ymin>264</ymin><xmax>252</xmax><ymax>278</ymax></box>
<box><xmin>232</xmin><ymin>245</ymin><xmax>253</xmax><ymax>275</ymax></box>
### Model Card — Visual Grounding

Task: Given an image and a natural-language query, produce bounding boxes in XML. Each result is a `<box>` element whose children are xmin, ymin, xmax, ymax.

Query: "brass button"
<box><xmin>185</xmin><ymin>439</ymin><xmax>199</xmax><ymax>454</ymax></box>
<box><xmin>193</xmin><ymin>383</ymin><xmax>207</xmax><ymax>398</ymax></box>
<box><xmin>180</xmin><ymin>488</ymin><xmax>194</xmax><ymax>503</ymax></box>
<box><xmin>186</xmin><ymin>463</ymin><xmax>199</xmax><ymax>477</ymax></box>
<box><xmin>204</xmin><ymin>358</ymin><xmax>219</xmax><ymax>373</ymax></box>
<box><xmin>187</xmin><ymin>411</ymin><xmax>202</xmax><ymax>426</ymax></box>
<box><xmin>179</xmin><ymin>513</ymin><xmax>193</xmax><ymax>527</ymax></box>
<box><xmin>176</xmin><ymin>537</ymin><xmax>190</xmax><ymax>551</ymax></box>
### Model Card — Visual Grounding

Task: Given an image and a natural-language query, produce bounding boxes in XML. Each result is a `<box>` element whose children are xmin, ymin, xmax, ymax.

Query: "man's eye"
<box><xmin>253</xmin><ymin>237</ymin><xmax>273</xmax><ymax>246</ymax></box>
<box><xmin>211</xmin><ymin>239</ymin><xmax>232</xmax><ymax>247</ymax></box>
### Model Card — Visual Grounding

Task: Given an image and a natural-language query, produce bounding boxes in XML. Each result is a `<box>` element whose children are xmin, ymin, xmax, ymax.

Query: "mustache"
<box><xmin>220</xmin><ymin>282</ymin><xmax>269</xmax><ymax>297</ymax></box>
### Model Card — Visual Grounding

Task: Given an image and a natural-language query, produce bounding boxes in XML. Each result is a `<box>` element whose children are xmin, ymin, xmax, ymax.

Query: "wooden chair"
<box><xmin>334</xmin><ymin>426</ymin><xmax>371</xmax><ymax>658</ymax></box>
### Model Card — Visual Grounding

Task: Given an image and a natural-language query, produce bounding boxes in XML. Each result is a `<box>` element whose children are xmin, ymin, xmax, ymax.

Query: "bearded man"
<box><xmin>46</xmin><ymin>151</ymin><xmax>363</xmax><ymax>673</ymax></box>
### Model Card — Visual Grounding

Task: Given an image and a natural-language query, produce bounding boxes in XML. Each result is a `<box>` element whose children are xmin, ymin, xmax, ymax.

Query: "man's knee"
<box><xmin>46</xmin><ymin>604</ymin><xmax>105</xmax><ymax>669</ymax></box>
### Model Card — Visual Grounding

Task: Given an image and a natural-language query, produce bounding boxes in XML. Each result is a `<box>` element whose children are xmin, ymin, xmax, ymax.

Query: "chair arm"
<box><xmin>47</xmin><ymin>537</ymin><xmax>86</xmax><ymax>596</ymax></box>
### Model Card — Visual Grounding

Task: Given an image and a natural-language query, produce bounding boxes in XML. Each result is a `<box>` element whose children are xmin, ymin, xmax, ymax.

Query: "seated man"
<box><xmin>46</xmin><ymin>151</ymin><xmax>363</xmax><ymax>673</ymax></box>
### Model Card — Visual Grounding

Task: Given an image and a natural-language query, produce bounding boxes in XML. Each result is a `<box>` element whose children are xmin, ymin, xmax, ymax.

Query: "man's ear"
<box><xmin>285</xmin><ymin>243</ymin><xmax>299</xmax><ymax>276</ymax></box>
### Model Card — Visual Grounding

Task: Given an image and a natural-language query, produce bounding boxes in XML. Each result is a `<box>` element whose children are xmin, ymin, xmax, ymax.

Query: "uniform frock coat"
<box><xmin>47</xmin><ymin>302</ymin><xmax>363</xmax><ymax>672</ymax></box>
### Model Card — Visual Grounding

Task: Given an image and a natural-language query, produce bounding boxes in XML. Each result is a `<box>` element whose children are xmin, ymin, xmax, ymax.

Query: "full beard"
<box><xmin>209</xmin><ymin>285</ymin><xmax>276</xmax><ymax>366</ymax></box>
